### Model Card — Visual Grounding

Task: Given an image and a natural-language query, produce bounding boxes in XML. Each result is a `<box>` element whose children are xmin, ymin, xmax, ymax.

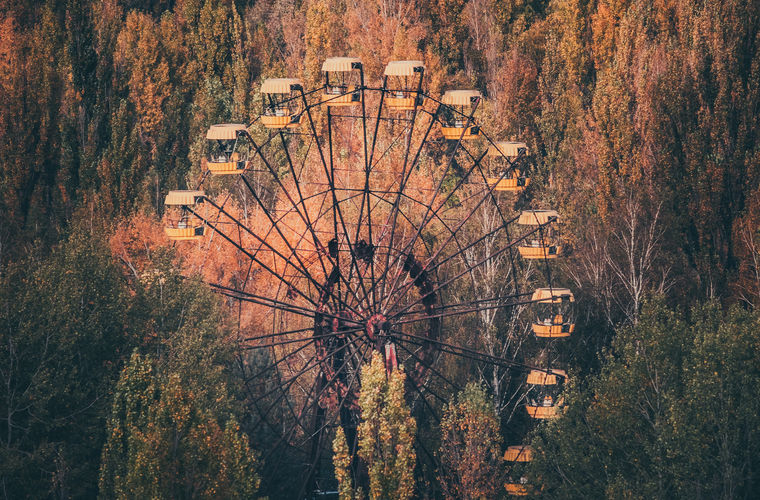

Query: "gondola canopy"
<box><xmin>384</xmin><ymin>60</ymin><xmax>425</xmax><ymax>111</ymax></box>
<box><xmin>440</xmin><ymin>89</ymin><xmax>482</xmax><ymax>140</ymax></box>
<box><xmin>322</xmin><ymin>57</ymin><xmax>363</xmax><ymax>106</ymax></box>
<box><xmin>261</xmin><ymin>78</ymin><xmax>305</xmax><ymax>128</ymax></box>
<box><xmin>164</xmin><ymin>190</ymin><xmax>205</xmax><ymax>241</ymax></box>
<box><xmin>205</xmin><ymin>124</ymin><xmax>250</xmax><ymax>175</ymax></box>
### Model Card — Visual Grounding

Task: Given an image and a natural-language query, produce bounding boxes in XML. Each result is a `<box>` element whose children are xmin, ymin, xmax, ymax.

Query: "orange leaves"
<box><xmin>108</xmin><ymin>196</ymin><xmax>278</xmax><ymax>334</ymax></box>
<box><xmin>115</xmin><ymin>12</ymin><xmax>171</xmax><ymax>139</ymax></box>
<box><xmin>304</xmin><ymin>0</ymin><xmax>346</xmax><ymax>86</ymax></box>
<box><xmin>591</xmin><ymin>0</ymin><xmax>631</xmax><ymax>71</ymax></box>
<box><xmin>110</xmin><ymin>212</ymin><xmax>169</xmax><ymax>279</ymax></box>
<box><xmin>484</xmin><ymin>47</ymin><xmax>540</xmax><ymax>141</ymax></box>
<box><xmin>438</xmin><ymin>383</ymin><xmax>504</xmax><ymax>499</ymax></box>
<box><xmin>345</xmin><ymin>0</ymin><xmax>428</xmax><ymax>78</ymax></box>
<box><xmin>0</xmin><ymin>14</ymin><xmax>18</xmax><ymax>94</ymax></box>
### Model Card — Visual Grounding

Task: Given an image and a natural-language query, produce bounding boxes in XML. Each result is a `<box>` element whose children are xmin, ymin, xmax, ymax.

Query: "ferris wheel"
<box><xmin>164</xmin><ymin>57</ymin><xmax>575</xmax><ymax>497</ymax></box>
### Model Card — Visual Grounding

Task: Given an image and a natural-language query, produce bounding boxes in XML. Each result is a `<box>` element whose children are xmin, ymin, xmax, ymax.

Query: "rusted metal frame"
<box><xmin>299</xmin><ymin>89</ymin><xmax>374</xmax><ymax>314</ymax></box>
<box><xmin>187</xmin><ymin>205</ymin><xmax>324</xmax><ymax>309</ymax></box>
<box><xmin>209</xmin><ymin>282</ymin><xmax>363</xmax><ymax>326</ymax></box>
<box><xmin>378</xmin><ymin>99</ymin><xmax>480</xmax><ymax>312</ymax></box>
<box><xmin>377</xmin><ymin>68</ymin><xmax>430</xmax><ymax>308</ymax></box>
<box><xmin>372</xmin><ymin>150</ymin><xmax>493</xmax><ymax>314</ymax></box>
<box><xmin>387</xmin><ymin>223</ymin><xmax>547</xmax><ymax>319</ymax></box>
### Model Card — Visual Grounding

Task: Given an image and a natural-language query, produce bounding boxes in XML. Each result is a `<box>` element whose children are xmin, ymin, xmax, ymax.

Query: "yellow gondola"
<box><xmin>261</xmin><ymin>78</ymin><xmax>304</xmax><ymax>129</ymax></box>
<box><xmin>504</xmin><ymin>445</ymin><xmax>534</xmax><ymax>496</ymax></box>
<box><xmin>531</xmin><ymin>288</ymin><xmax>575</xmax><ymax>338</ymax></box>
<box><xmin>525</xmin><ymin>369</ymin><xmax>567</xmax><ymax>419</ymax></box>
<box><xmin>164</xmin><ymin>190</ymin><xmax>205</xmax><ymax>241</ymax></box>
<box><xmin>486</xmin><ymin>141</ymin><xmax>530</xmax><ymax>192</ymax></box>
<box><xmin>384</xmin><ymin>60</ymin><xmax>425</xmax><ymax>111</ymax></box>
<box><xmin>205</xmin><ymin>124</ymin><xmax>250</xmax><ymax>175</ymax></box>
<box><xmin>440</xmin><ymin>90</ymin><xmax>482</xmax><ymax>140</ymax></box>
<box><xmin>322</xmin><ymin>57</ymin><xmax>362</xmax><ymax>107</ymax></box>
<box><xmin>517</xmin><ymin>210</ymin><xmax>562</xmax><ymax>259</ymax></box>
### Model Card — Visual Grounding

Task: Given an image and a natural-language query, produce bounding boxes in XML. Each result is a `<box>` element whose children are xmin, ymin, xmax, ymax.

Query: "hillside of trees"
<box><xmin>1</xmin><ymin>0</ymin><xmax>759</xmax><ymax>498</ymax></box>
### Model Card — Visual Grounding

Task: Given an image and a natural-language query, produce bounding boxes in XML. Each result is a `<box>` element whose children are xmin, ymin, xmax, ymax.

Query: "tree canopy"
<box><xmin>531</xmin><ymin>298</ymin><xmax>760</xmax><ymax>499</ymax></box>
<box><xmin>1</xmin><ymin>0</ymin><xmax>760</xmax><ymax>497</ymax></box>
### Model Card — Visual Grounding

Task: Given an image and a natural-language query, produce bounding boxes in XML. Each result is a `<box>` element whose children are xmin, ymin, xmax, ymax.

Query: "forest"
<box><xmin>1</xmin><ymin>0</ymin><xmax>760</xmax><ymax>498</ymax></box>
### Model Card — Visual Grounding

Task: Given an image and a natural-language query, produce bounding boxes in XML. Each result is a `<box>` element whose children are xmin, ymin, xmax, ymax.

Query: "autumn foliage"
<box><xmin>2</xmin><ymin>0</ymin><xmax>760</xmax><ymax>497</ymax></box>
<box><xmin>333</xmin><ymin>353</ymin><xmax>416</xmax><ymax>500</ymax></box>
<box><xmin>438</xmin><ymin>383</ymin><xmax>505</xmax><ymax>498</ymax></box>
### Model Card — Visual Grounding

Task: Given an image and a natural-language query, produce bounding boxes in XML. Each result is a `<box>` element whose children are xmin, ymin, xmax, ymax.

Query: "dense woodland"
<box><xmin>1</xmin><ymin>0</ymin><xmax>760</xmax><ymax>498</ymax></box>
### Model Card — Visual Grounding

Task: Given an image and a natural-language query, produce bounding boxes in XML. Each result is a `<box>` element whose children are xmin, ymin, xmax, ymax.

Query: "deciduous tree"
<box><xmin>438</xmin><ymin>383</ymin><xmax>504</xmax><ymax>499</ymax></box>
<box><xmin>530</xmin><ymin>298</ymin><xmax>760</xmax><ymax>498</ymax></box>
<box><xmin>0</xmin><ymin>230</ymin><xmax>131</xmax><ymax>498</ymax></box>
<box><xmin>333</xmin><ymin>352</ymin><xmax>416</xmax><ymax>500</ymax></box>
<box><xmin>99</xmin><ymin>352</ymin><xmax>259</xmax><ymax>499</ymax></box>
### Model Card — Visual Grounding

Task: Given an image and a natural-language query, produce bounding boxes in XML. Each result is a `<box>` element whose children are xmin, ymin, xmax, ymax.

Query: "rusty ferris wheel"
<box><xmin>164</xmin><ymin>57</ymin><xmax>576</xmax><ymax>498</ymax></box>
